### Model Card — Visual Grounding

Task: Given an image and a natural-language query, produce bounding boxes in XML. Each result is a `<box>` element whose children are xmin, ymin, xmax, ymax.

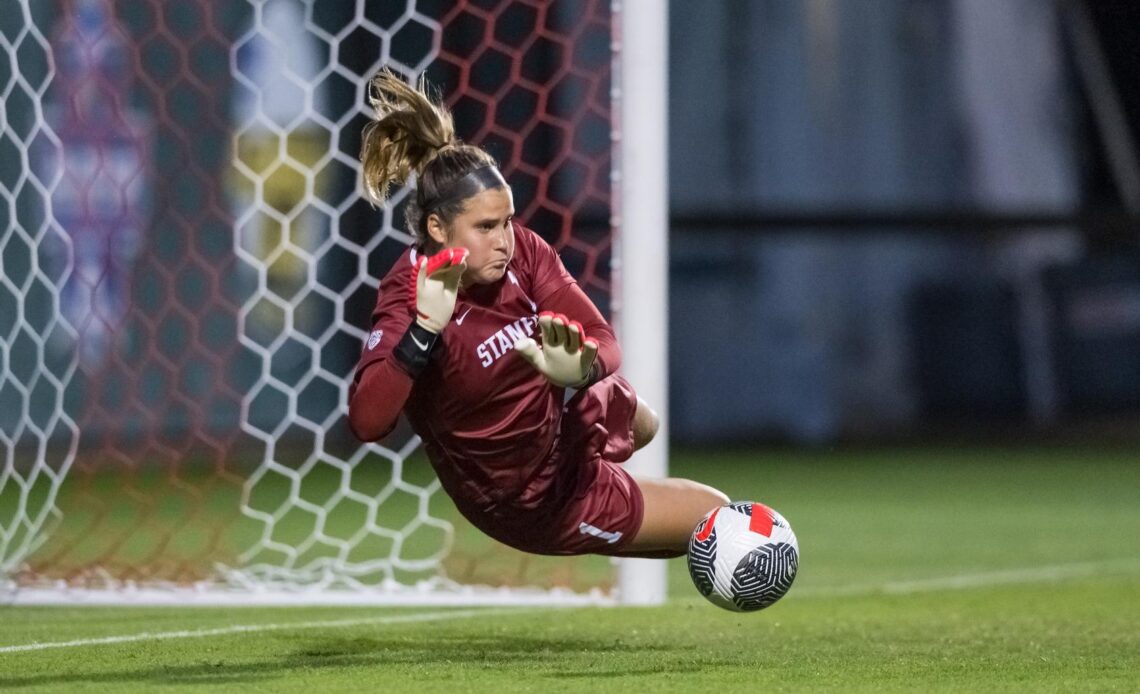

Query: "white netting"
<box><xmin>0</xmin><ymin>1</ymin><xmax>78</xmax><ymax>580</ymax></box>
<box><xmin>0</xmin><ymin>0</ymin><xmax>618</xmax><ymax>603</ymax></box>
<box><xmin>228</xmin><ymin>1</ymin><xmax>450</xmax><ymax>592</ymax></box>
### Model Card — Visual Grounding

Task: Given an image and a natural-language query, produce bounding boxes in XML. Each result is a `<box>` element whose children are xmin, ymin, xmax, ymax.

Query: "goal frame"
<box><xmin>1</xmin><ymin>0</ymin><xmax>668</xmax><ymax>607</ymax></box>
<box><xmin>613</xmin><ymin>0</ymin><xmax>669</xmax><ymax>606</ymax></box>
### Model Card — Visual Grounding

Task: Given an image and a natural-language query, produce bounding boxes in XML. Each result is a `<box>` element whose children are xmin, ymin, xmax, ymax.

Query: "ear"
<box><xmin>425</xmin><ymin>213</ymin><xmax>448</xmax><ymax>246</ymax></box>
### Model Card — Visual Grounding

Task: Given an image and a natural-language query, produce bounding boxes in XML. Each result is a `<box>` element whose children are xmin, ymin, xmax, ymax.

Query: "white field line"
<box><xmin>3</xmin><ymin>559</ymin><xmax>1138</xmax><ymax>654</ymax></box>
<box><xmin>0</xmin><ymin>607</ymin><xmax>536</xmax><ymax>655</ymax></box>
<box><xmin>791</xmin><ymin>557</ymin><xmax>1140</xmax><ymax>599</ymax></box>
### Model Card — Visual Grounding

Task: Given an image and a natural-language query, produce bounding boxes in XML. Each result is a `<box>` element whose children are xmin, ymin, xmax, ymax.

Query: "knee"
<box><xmin>699</xmin><ymin>482</ymin><xmax>730</xmax><ymax>509</ymax></box>
<box><xmin>670</xmin><ymin>478</ymin><xmax>729</xmax><ymax>518</ymax></box>
<box><xmin>633</xmin><ymin>398</ymin><xmax>660</xmax><ymax>450</ymax></box>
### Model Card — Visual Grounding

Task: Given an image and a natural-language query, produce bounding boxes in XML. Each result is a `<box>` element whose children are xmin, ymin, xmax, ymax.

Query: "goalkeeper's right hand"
<box><xmin>410</xmin><ymin>247</ymin><xmax>468</xmax><ymax>333</ymax></box>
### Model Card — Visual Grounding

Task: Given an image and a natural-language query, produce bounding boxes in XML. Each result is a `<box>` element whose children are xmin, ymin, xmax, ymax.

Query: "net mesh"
<box><xmin>0</xmin><ymin>0</ymin><xmax>614</xmax><ymax>598</ymax></box>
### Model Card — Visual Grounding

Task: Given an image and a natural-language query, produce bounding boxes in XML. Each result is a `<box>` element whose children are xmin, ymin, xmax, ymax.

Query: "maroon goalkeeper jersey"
<box><xmin>349</xmin><ymin>224</ymin><xmax>622</xmax><ymax>521</ymax></box>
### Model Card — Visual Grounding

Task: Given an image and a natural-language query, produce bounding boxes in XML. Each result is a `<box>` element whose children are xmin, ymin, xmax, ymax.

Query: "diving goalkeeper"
<box><xmin>348</xmin><ymin>69</ymin><xmax>728</xmax><ymax>558</ymax></box>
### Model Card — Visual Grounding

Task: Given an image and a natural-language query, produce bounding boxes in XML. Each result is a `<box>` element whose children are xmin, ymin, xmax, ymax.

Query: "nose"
<box><xmin>493</xmin><ymin>223</ymin><xmax>509</xmax><ymax>250</ymax></box>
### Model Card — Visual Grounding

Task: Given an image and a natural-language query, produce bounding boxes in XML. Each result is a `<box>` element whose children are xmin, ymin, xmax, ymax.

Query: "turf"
<box><xmin>2</xmin><ymin>445</ymin><xmax>1139</xmax><ymax>692</ymax></box>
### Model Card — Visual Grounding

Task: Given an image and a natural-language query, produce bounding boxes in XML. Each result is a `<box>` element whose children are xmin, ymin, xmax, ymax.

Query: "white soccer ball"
<box><xmin>687</xmin><ymin>501</ymin><xmax>799</xmax><ymax>611</ymax></box>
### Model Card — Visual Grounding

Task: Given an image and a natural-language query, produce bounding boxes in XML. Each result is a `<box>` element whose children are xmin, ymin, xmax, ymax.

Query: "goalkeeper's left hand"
<box><xmin>514</xmin><ymin>312</ymin><xmax>598</xmax><ymax>388</ymax></box>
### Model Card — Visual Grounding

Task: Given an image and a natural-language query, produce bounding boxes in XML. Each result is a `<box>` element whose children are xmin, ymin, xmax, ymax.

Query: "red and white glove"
<box><xmin>409</xmin><ymin>247</ymin><xmax>468</xmax><ymax>333</ymax></box>
<box><xmin>514</xmin><ymin>311</ymin><xmax>598</xmax><ymax>388</ymax></box>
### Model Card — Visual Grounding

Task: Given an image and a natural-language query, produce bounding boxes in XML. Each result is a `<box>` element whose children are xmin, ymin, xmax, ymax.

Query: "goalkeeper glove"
<box><xmin>514</xmin><ymin>311</ymin><xmax>599</xmax><ymax>388</ymax></box>
<box><xmin>409</xmin><ymin>247</ymin><xmax>468</xmax><ymax>334</ymax></box>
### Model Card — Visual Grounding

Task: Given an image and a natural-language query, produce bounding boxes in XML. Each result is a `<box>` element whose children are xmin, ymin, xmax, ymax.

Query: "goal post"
<box><xmin>614</xmin><ymin>0</ymin><xmax>669</xmax><ymax>606</ymax></box>
<box><xmin>0</xmin><ymin>0</ymin><xmax>668</xmax><ymax>606</ymax></box>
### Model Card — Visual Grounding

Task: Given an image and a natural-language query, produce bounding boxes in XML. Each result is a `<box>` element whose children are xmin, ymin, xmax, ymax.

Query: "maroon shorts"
<box><xmin>456</xmin><ymin>374</ymin><xmax>645</xmax><ymax>556</ymax></box>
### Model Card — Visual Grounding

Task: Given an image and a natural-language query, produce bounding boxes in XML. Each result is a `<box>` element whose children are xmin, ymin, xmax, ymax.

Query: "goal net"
<box><xmin>0</xmin><ymin>0</ymin><xmax>635</xmax><ymax>605</ymax></box>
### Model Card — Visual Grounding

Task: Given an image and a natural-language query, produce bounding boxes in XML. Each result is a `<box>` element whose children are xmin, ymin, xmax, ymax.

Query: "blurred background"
<box><xmin>5</xmin><ymin>0</ymin><xmax>1137</xmax><ymax>448</ymax></box>
<box><xmin>668</xmin><ymin>0</ymin><xmax>1140</xmax><ymax>444</ymax></box>
<box><xmin>1</xmin><ymin>0</ymin><xmax>1138</xmax><ymax>591</ymax></box>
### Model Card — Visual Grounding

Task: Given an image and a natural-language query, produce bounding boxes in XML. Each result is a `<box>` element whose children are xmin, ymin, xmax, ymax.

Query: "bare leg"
<box><xmin>618</xmin><ymin>398</ymin><xmax>726</xmax><ymax>557</ymax></box>
<box><xmin>617</xmin><ymin>476</ymin><xmax>730</xmax><ymax>557</ymax></box>
<box><xmin>632</xmin><ymin>397</ymin><xmax>659</xmax><ymax>451</ymax></box>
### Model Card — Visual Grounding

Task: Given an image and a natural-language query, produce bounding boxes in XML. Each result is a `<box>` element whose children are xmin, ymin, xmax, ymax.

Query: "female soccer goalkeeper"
<box><xmin>348</xmin><ymin>69</ymin><xmax>728</xmax><ymax>558</ymax></box>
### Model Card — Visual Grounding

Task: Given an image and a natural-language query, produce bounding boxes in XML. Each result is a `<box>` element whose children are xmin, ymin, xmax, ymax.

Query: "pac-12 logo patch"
<box><xmin>367</xmin><ymin>330</ymin><xmax>383</xmax><ymax>350</ymax></box>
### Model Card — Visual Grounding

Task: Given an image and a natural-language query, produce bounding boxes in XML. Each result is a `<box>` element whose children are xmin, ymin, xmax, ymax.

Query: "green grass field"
<box><xmin>2</xmin><ymin>445</ymin><xmax>1139</xmax><ymax>692</ymax></box>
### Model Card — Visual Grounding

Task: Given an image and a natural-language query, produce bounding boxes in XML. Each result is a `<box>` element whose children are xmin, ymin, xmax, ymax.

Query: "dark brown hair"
<box><xmin>360</xmin><ymin>69</ymin><xmax>497</xmax><ymax>252</ymax></box>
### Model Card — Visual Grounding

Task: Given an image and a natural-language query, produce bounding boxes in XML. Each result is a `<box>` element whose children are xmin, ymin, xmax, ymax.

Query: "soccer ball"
<box><xmin>687</xmin><ymin>501</ymin><xmax>799</xmax><ymax>611</ymax></box>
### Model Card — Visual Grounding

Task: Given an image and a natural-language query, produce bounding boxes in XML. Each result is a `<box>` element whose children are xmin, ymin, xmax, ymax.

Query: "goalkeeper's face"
<box><xmin>443</xmin><ymin>186</ymin><xmax>516</xmax><ymax>286</ymax></box>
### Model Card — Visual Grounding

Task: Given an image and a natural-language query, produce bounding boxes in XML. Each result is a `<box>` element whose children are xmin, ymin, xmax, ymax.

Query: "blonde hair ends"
<box><xmin>359</xmin><ymin>69</ymin><xmax>455</xmax><ymax>205</ymax></box>
<box><xmin>359</xmin><ymin>68</ymin><xmax>499</xmax><ymax>250</ymax></box>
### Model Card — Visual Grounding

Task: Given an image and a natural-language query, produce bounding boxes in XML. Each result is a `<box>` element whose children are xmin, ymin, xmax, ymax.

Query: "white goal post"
<box><xmin>0</xmin><ymin>0</ymin><xmax>667</xmax><ymax>606</ymax></box>
<box><xmin>614</xmin><ymin>0</ymin><xmax>669</xmax><ymax>606</ymax></box>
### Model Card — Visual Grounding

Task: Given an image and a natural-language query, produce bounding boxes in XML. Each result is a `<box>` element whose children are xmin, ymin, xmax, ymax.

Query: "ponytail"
<box><xmin>360</xmin><ymin>69</ymin><xmax>454</xmax><ymax>206</ymax></box>
<box><xmin>359</xmin><ymin>69</ymin><xmax>499</xmax><ymax>251</ymax></box>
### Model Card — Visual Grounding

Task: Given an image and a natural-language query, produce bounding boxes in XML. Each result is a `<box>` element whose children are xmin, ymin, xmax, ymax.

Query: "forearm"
<box><xmin>350</xmin><ymin>245</ymin><xmax>463</xmax><ymax>442</ymax></box>
<box><xmin>348</xmin><ymin>358</ymin><xmax>412</xmax><ymax>441</ymax></box>
<box><xmin>347</xmin><ymin>324</ymin><xmax>439</xmax><ymax>441</ymax></box>
<box><xmin>542</xmin><ymin>282</ymin><xmax>621</xmax><ymax>379</ymax></box>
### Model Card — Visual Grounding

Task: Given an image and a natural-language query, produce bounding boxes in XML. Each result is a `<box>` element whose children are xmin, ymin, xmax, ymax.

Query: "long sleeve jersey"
<box><xmin>348</xmin><ymin>224</ymin><xmax>621</xmax><ymax>511</ymax></box>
